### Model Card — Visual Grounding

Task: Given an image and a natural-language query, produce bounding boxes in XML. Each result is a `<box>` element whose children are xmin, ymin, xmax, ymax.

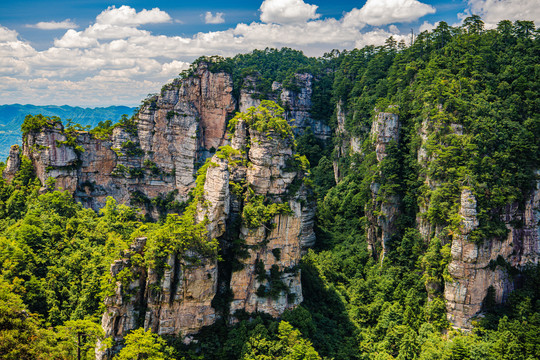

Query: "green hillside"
<box><xmin>0</xmin><ymin>17</ymin><xmax>539</xmax><ymax>360</ymax></box>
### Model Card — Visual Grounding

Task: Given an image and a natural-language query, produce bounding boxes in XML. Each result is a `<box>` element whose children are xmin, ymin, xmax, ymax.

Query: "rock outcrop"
<box><xmin>96</xmin><ymin>103</ymin><xmax>315</xmax><ymax>358</ymax></box>
<box><xmin>238</xmin><ymin>72</ymin><xmax>331</xmax><ymax>141</ymax></box>
<box><xmin>2</xmin><ymin>144</ymin><xmax>21</xmax><ymax>182</ymax></box>
<box><xmin>3</xmin><ymin>64</ymin><xmax>317</xmax><ymax>356</ymax></box>
<box><xmin>445</xmin><ymin>183</ymin><xmax>540</xmax><ymax>328</ymax></box>
<box><xmin>226</xmin><ymin>118</ymin><xmax>315</xmax><ymax>317</ymax></box>
<box><xmin>414</xmin><ymin>113</ymin><xmax>540</xmax><ymax>328</ymax></box>
<box><xmin>365</xmin><ymin>110</ymin><xmax>400</xmax><ymax>260</ymax></box>
<box><xmin>12</xmin><ymin>63</ymin><xmax>236</xmax><ymax>217</ymax></box>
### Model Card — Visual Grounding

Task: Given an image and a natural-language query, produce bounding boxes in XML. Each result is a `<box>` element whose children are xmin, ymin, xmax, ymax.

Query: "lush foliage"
<box><xmin>115</xmin><ymin>328</ymin><xmax>174</xmax><ymax>360</ymax></box>
<box><xmin>21</xmin><ymin>114</ymin><xmax>61</xmax><ymax>138</ymax></box>
<box><xmin>1</xmin><ymin>16</ymin><xmax>539</xmax><ymax>360</ymax></box>
<box><xmin>228</xmin><ymin>100</ymin><xmax>295</xmax><ymax>140</ymax></box>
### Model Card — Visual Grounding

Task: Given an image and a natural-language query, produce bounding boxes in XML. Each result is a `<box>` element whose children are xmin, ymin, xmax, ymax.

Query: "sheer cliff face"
<box><xmin>96</xmin><ymin>112</ymin><xmax>314</xmax><ymax>358</ymax></box>
<box><xmin>227</xmin><ymin>120</ymin><xmax>315</xmax><ymax>316</ymax></box>
<box><xmin>2</xmin><ymin>144</ymin><xmax>21</xmax><ymax>182</ymax></box>
<box><xmin>16</xmin><ymin>63</ymin><xmax>236</xmax><ymax>215</ymax></box>
<box><xmin>366</xmin><ymin>110</ymin><xmax>400</xmax><ymax>260</ymax></box>
<box><xmin>415</xmin><ymin>117</ymin><xmax>540</xmax><ymax>329</ymax></box>
<box><xmin>445</xmin><ymin>185</ymin><xmax>540</xmax><ymax>328</ymax></box>
<box><xmin>239</xmin><ymin>73</ymin><xmax>332</xmax><ymax>141</ymax></box>
<box><xmin>138</xmin><ymin>63</ymin><xmax>236</xmax><ymax>184</ymax></box>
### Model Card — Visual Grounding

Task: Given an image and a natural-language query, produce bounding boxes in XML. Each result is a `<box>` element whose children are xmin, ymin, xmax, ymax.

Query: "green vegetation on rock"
<box><xmin>1</xmin><ymin>16</ymin><xmax>539</xmax><ymax>360</ymax></box>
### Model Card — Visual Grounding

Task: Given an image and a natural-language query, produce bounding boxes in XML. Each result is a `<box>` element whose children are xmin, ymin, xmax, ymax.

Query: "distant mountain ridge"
<box><xmin>0</xmin><ymin>104</ymin><xmax>136</xmax><ymax>159</ymax></box>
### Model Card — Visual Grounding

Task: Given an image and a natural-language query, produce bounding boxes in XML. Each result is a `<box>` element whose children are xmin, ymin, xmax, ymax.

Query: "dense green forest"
<box><xmin>1</xmin><ymin>17</ymin><xmax>539</xmax><ymax>359</ymax></box>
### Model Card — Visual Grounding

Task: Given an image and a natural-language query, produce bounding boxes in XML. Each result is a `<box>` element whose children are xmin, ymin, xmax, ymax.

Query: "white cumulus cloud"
<box><xmin>0</xmin><ymin>25</ymin><xmax>19</xmax><ymax>42</ymax></box>
<box><xmin>466</xmin><ymin>0</ymin><xmax>540</xmax><ymax>27</ymax></box>
<box><xmin>96</xmin><ymin>5</ymin><xmax>171</xmax><ymax>26</ymax></box>
<box><xmin>54</xmin><ymin>29</ymin><xmax>99</xmax><ymax>48</ymax></box>
<box><xmin>0</xmin><ymin>5</ymin><xmax>416</xmax><ymax>106</ymax></box>
<box><xmin>260</xmin><ymin>0</ymin><xmax>320</xmax><ymax>24</ymax></box>
<box><xmin>205</xmin><ymin>12</ymin><xmax>225</xmax><ymax>24</ymax></box>
<box><xmin>419</xmin><ymin>20</ymin><xmax>440</xmax><ymax>32</ymax></box>
<box><xmin>27</xmin><ymin>19</ymin><xmax>78</xmax><ymax>30</ymax></box>
<box><xmin>344</xmin><ymin>0</ymin><xmax>436</xmax><ymax>28</ymax></box>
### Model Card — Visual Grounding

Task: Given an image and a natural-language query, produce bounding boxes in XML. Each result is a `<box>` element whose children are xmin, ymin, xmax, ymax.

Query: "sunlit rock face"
<box><xmin>226</xmin><ymin>119</ymin><xmax>315</xmax><ymax>318</ymax></box>
<box><xmin>14</xmin><ymin>65</ymin><xmax>328</xmax><ymax>219</ymax></box>
<box><xmin>96</xmin><ymin>110</ymin><xmax>315</xmax><ymax>359</ymax></box>
<box><xmin>15</xmin><ymin>63</ymin><xmax>235</xmax><ymax>217</ymax></box>
<box><xmin>445</xmin><ymin>185</ymin><xmax>540</xmax><ymax>329</ymax></box>
<box><xmin>239</xmin><ymin>72</ymin><xmax>332</xmax><ymax>141</ymax></box>
<box><xmin>413</xmin><ymin>113</ymin><xmax>540</xmax><ymax>328</ymax></box>
<box><xmin>3</xmin><ymin>144</ymin><xmax>21</xmax><ymax>182</ymax></box>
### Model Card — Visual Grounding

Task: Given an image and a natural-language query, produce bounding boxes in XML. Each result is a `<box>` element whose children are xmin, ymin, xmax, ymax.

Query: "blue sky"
<box><xmin>0</xmin><ymin>0</ymin><xmax>537</xmax><ymax>106</ymax></box>
<box><xmin>2</xmin><ymin>0</ymin><xmax>467</xmax><ymax>49</ymax></box>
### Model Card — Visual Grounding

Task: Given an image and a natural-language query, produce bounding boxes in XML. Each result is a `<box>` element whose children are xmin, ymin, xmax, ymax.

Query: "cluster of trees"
<box><xmin>1</xmin><ymin>16</ymin><xmax>539</xmax><ymax>360</ymax></box>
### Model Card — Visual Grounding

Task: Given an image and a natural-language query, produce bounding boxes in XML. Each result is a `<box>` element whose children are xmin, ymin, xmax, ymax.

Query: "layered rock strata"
<box><xmin>97</xmin><ymin>105</ymin><xmax>315</xmax><ymax>358</ymax></box>
<box><xmin>2</xmin><ymin>144</ymin><xmax>21</xmax><ymax>182</ymax></box>
<box><xmin>226</xmin><ymin>119</ymin><xmax>315</xmax><ymax>316</ymax></box>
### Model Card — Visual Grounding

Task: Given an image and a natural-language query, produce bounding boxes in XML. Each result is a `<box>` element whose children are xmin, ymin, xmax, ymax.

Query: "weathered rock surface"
<box><xmin>226</xmin><ymin>121</ymin><xmax>315</xmax><ymax>317</ymax></box>
<box><xmin>10</xmin><ymin>65</ymin><xmax>328</xmax><ymax>219</ymax></box>
<box><xmin>97</xmin><ymin>105</ymin><xmax>314</xmax><ymax>358</ymax></box>
<box><xmin>445</xmin><ymin>184</ymin><xmax>540</xmax><ymax>328</ymax></box>
<box><xmin>96</xmin><ymin>238</ymin><xmax>148</xmax><ymax>359</ymax></box>
<box><xmin>365</xmin><ymin>110</ymin><xmax>400</xmax><ymax>260</ymax></box>
<box><xmin>23</xmin><ymin>122</ymin><xmax>79</xmax><ymax>192</ymax></box>
<box><xmin>238</xmin><ymin>72</ymin><xmax>331</xmax><ymax>141</ymax></box>
<box><xmin>2</xmin><ymin>144</ymin><xmax>21</xmax><ymax>182</ymax></box>
<box><xmin>10</xmin><ymin>63</ymin><xmax>236</xmax><ymax>216</ymax></box>
<box><xmin>333</xmin><ymin>101</ymin><xmax>349</xmax><ymax>183</ymax></box>
<box><xmin>370</xmin><ymin>110</ymin><xmax>399</xmax><ymax>163</ymax></box>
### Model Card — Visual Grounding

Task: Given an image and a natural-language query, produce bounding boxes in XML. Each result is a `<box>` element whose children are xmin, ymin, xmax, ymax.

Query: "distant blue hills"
<box><xmin>0</xmin><ymin>104</ymin><xmax>136</xmax><ymax>160</ymax></box>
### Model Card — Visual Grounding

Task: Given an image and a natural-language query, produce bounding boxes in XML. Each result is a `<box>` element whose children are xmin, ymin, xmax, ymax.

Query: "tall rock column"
<box><xmin>225</xmin><ymin>106</ymin><xmax>315</xmax><ymax>318</ymax></box>
<box><xmin>2</xmin><ymin>144</ymin><xmax>21</xmax><ymax>182</ymax></box>
<box><xmin>445</xmin><ymin>182</ymin><xmax>540</xmax><ymax>328</ymax></box>
<box><xmin>365</xmin><ymin>110</ymin><xmax>400</xmax><ymax>260</ymax></box>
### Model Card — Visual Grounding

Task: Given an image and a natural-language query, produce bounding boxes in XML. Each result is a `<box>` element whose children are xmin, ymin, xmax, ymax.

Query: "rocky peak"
<box><xmin>238</xmin><ymin>72</ymin><xmax>331</xmax><ymax>141</ymax></box>
<box><xmin>2</xmin><ymin>144</ymin><xmax>21</xmax><ymax>182</ymax></box>
<box><xmin>8</xmin><ymin>63</ymin><xmax>236</xmax><ymax>217</ymax></box>
<box><xmin>97</xmin><ymin>102</ymin><xmax>315</xmax><ymax>357</ymax></box>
